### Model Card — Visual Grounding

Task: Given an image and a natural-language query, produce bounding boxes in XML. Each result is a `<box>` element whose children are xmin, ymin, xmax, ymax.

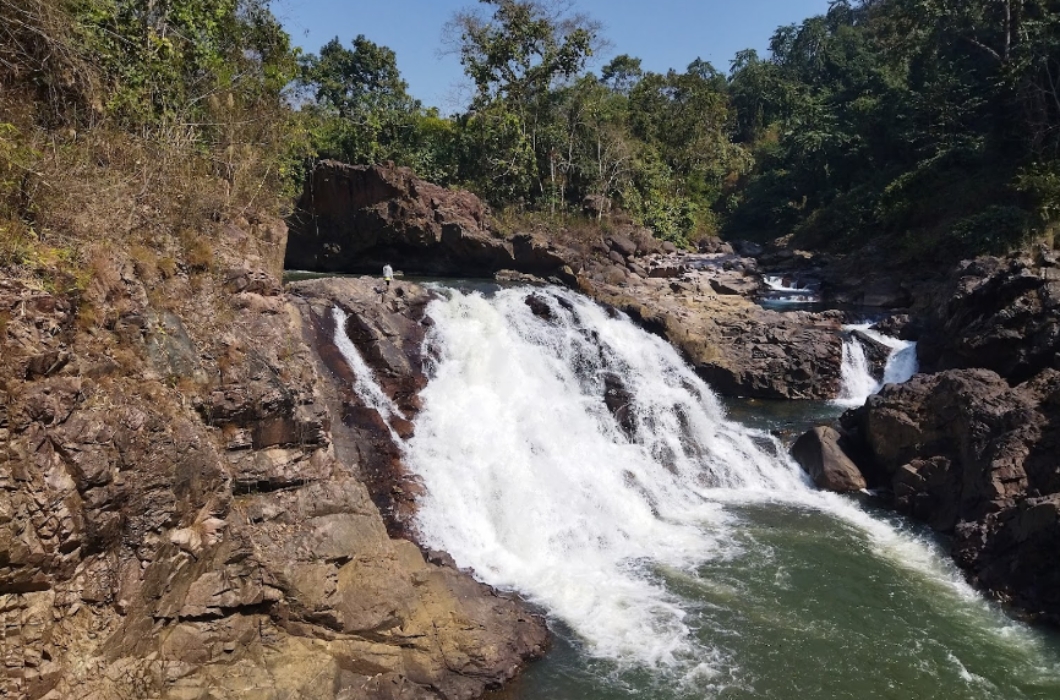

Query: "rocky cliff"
<box><xmin>0</xmin><ymin>219</ymin><xmax>545</xmax><ymax>699</ymax></box>
<box><xmin>287</xmin><ymin>162</ymin><xmax>846</xmax><ymax>400</ymax></box>
<box><xmin>832</xmin><ymin>251</ymin><xmax>1060</xmax><ymax>624</ymax></box>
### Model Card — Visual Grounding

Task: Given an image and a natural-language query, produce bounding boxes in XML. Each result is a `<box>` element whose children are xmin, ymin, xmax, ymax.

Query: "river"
<box><xmin>336</xmin><ymin>283</ymin><xmax>1060</xmax><ymax>700</ymax></box>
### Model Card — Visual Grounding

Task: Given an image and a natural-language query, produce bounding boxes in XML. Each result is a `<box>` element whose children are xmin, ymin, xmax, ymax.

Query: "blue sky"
<box><xmin>275</xmin><ymin>0</ymin><xmax>833</xmax><ymax>111</ymax></box>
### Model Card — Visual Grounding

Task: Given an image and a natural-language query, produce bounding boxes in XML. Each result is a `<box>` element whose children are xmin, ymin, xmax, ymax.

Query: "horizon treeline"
<box><xmin>3</xmin><ymin>0</ymin><xmax>1059</xmax><ymax>276</ymax></box>
<box><xmin>298</xmin><ymin>0</ymin><xmax>1060</xmax><ymax>258</ymax></box>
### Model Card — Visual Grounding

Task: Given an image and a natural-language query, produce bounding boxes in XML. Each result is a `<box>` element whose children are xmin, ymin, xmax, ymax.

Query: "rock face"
<box><xmin>842</xmin><ymin>368</ymin><xmax>1060</xmax><ymax>623</ymax></box>
<box><xmin>286</xmin><ymin>163</ymin><xmax>847</xmax><ymax>400</ymax></box>
<box><xmin>587</xmin><ymin>277</ymin><xmax>844</xmax><ymax>399</ymax></box>
<box><xmin>918</xmin><ymin>255</ymin><xmax>1060</xmax><ymax>383</ymax></box>
<box><xmin>0</xmin><ymin>228</ymin><xmax>545</xmax><ymax>698</ymax></box>
<box><xmin>285</xmin><ymin>161</ymin><xmax>574</xmax><ymax>283</ymax></box>
<box><xmin>791</xmin><ymin>426</ymin><xmax>867</xmax><ymax>493</ymax></box>
<box><xmin>568</xmin><ymin>246</ymin><xmax>842</xmax><ymax>400</ymax></box>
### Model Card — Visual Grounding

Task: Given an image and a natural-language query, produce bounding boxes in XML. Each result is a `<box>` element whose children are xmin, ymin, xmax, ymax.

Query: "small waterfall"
<box><xmin>834</xmin><ymin>323</ymin><xmax>919</xmax><ymax>408</ymax></box>
<box><xmin>759</xmin><ymin>274</ymin><xmax>820</xmax><ymax>306</ymax></box>
<box><xmin>331</xmin><ymin>306</ymin><xmax>407</xmax><ymax>426</ymax></box>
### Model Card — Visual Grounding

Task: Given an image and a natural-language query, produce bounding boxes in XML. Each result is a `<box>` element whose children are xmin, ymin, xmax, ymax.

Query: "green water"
<box><xmin>490</xmin><ymin>403</ymin><xmax>1060</xmax><ymax>700</ymax></box>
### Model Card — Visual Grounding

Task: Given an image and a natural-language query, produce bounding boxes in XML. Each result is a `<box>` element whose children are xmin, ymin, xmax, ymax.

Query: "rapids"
<box><xmin>334</xmin><ymin>286</ymin><xmax>1060</xmax><ymax>699</ymax></box>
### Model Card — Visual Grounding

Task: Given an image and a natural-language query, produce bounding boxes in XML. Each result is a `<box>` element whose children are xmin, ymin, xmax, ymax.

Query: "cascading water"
<box><xmin>333</xmin><ymin>287</ymin><xmax>1060</xmax><ymax>699</ymax></box>
<box><xmin>759</xmin><ymin>274</ymin><xmax>820</xmax><ymax>306</ymax></box>
<box><xmin>331</xmin><ymin>306</ymin><xmax>407</xmax><ymax>427</ymax></box>
<box><xmin>834</xmin><ymin>323</ymin><xmax>919</xmax><ymax>408</ymax></box>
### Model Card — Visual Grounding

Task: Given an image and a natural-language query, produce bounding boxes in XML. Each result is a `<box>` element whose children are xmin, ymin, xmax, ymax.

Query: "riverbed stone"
<box><xmin>791</xmin><ymin>426</ymin><xmax>867</xmax><ymax>493</ymax></box>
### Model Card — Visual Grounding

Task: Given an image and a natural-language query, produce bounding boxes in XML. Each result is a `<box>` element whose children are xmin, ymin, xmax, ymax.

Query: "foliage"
<box><xmin>0</xmin><ymin>0</ymin><xmax>303</xmax><ymax>288</ymax></box>
<box><xmin>723</xmin><ymin>0</ymin><xmax>1060</xmax><ymax>259</ymax></box>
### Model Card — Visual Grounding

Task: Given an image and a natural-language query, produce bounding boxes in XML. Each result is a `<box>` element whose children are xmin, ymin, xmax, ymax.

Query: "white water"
<box><xmin>762</xmin><ymin>275</ymin><xmax>813</xmax><ymax>294</ymax></box>
<box><xmin>331</xmin><ymin>306</ymin><xmax>407</xmax><ymax>426</ymax></box>
<box><xmin>834</xmin><ymin>323</ymin><xmax>919</xmax><ymax>408</ymax></box>
<box><xmin>387</xmin><ymin>287</ymin><xmax>1027</xmax><ymax>678</ymax></box>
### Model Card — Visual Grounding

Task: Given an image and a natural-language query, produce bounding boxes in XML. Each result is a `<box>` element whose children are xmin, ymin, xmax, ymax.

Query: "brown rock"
<box><xmin>843</xmin><ymin>367</ymin><xmax>1060</xmax><ymax>624</ymax></box>
<box><xmin>791</xmin><ymin>426</ymin><xmax>867</xmax><ymax>493</ymax></box>
<box><xmin>919</xmin><ymin>256</ymin><xmax>1060</xmax><ymax>383</ymax></box>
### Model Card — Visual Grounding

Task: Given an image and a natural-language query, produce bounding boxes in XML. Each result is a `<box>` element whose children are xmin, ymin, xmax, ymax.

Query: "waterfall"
<box><xmin>391</xmin><ymin>287</ymin><xmax>981</xmax><ymax>676</ymax></box>
<box><xmin>331</xmin><ymin>306</ymin><xmax>407</xmax><ymax>426</ymax></box>
<box><xmin>834</xmin><ymin>323</ymin><xmax>919</xmax><ymax>408</ymax></box>
<box><xmin>760</xmin><ymin>274</ymin><xmax>820</xmax><ymax>306</ymax></box>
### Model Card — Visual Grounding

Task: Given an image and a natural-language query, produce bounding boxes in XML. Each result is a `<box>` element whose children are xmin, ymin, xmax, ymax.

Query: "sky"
<box><xmin>275</xmin><ymin>0</ymin><xmax>834</xmax><ymax>111</ymax></box>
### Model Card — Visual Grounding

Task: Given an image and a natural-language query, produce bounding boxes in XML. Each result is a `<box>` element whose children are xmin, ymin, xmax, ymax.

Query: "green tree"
<box><xmin>446</xmin><ymin>0</ymin><xmax>601</xmax><ymax>205</ymax></box>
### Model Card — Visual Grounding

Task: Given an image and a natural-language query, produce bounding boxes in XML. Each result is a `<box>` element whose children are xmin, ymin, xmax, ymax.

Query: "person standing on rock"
<box><xmin>382</xmin><ymin>263</ymin><xmax>393</xmax><ymax>291</ymax></box>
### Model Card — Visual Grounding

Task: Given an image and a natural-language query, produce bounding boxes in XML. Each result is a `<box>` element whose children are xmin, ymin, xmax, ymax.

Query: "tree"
<box><xmin>299</xmin><ymin>35</ymin><xmax>413</xmax><ymax>118</ymax></box>
<box><xmin>298</xmin><ymin>35</ymin><xmax>430</xmax><ymax>168</ymax></box>
<box><xmin>601</xmin><ymin>54</ymin><xmax>642</xmax><ymax>94</ymax></box>
<box><xmin>445</xmin><ymin>0</ymin><xmax>602</xmax><ymax>204</ymax></box>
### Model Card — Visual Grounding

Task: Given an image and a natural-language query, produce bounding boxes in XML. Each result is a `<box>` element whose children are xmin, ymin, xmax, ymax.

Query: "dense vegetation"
<box><xmin>298</xmin><ymin>0</ymin><xmax>1060</xmax><ymax>257</ymax></box>
<box><xmin>3</xmin><ymin>0</ymin><xmax>1058</xmax><ymax>279</ymax></box>
<box><xmin>0</xmin><ymin>0</ymin><xmax>301</xmax><ymax>291</ymax></box>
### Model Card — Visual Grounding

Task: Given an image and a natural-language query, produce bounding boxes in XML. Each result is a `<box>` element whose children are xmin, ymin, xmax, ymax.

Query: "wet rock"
<box><xmin>871</xmin><ymin>314</ymin><xmax>920</xmax><ymax>341</ymax></box>
<box><xmin>602</xmin><ymin>373</ymin><xmax>635</xmax><ymax>438</ymax></box>
<box><xmin>791</xmin><ymin>426</ymin><xmax>867</xmax><ymax>493</ymax></box>
<box><xmin>525</xmin><ymin>294</ymin><xmax>554</xmax><ymax>321</ymax></box>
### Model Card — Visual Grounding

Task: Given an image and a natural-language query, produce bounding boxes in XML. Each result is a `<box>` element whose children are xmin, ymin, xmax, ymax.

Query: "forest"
<box><xmin>2</xmin><ymin>0</ymin><xmax>1060</xmax><ymax>278</ymax></box>
<box><xmin>297</xmin><ymin>0</ymin><xmax>1060</xmax><ymax>258</ymax></box>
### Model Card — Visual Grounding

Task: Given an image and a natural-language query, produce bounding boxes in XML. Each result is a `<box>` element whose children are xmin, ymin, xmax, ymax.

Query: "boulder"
<box><xmin>286</xmin><ymin>161</ymin><xmax>509</xmax><ymax>275</ymax></box>
<box><xmin>842</xmin><ymin>367</ymin><xmax>1060</xmax><ymax>623</ymax></box>
<box><xmin>709</xmin><ymin>272</ymin><xmax>760</xmax><ymax>297</ymax></box>
<box><xmin>791</xmin><ymin>426</ymin><xmax>867</xmax><ymax>493</ymax></box>
<box><xmin>607</xmin><ymin>234</ymin><xmax>638</xmax><ymax>258</ymax></box>
<box><xmin>731</xmin><ymin>240</ymin><xmax>764</xmax><ymax>257</ymax></box>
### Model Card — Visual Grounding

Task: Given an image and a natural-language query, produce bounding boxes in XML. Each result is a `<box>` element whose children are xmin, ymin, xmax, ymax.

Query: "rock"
<box><xmin>842</xmin><ymin>367</ymin><xmax>1060</xmax><ymax>623</ymax></box>
<box><xmin>0</xmin><ymin>239</ymin><xmax>546</xmax><ymax>698</ymax></box>
<box><xmin>607</xmin><ymin>234</ymin><xmax>637</xmax><ymax>258</ymax></box>
<box><xmin>592</xmin><ymin>279</ymin><xmax>844</xmax><ymax>399</ymax></box>
<box><xmin>871</xmin><ymin>314</ymin><xmax>920</xmax><ymax>341</ymax></box>
<box><xmin>918</xmin><ymin>256</ymin><xmax>1060</xmax><ymax>383</ymax></box>
<box><xmin>709</xmin><ymin>272</ymin><xmax>760</xmax><ymax>297</ymax></box>
<box><xmin>648</xmin><ymin>264</ymin><xmax>683</xmax><ymax>279</ymax></box>
<box><xmin>661</xmin><ymin>241</ymin><xmax>678</xmax><ymax>255</ymax></box>
<box><xmin>288</xmin><ymin>161</ymin><xmax>564</xmax><ymax>279</ymax></box>
<box><xmin>525</xmin><ymin>293</ymin><xmax>554</xmax><ymax>320</ymax></box>
<box><xmin>731</xmin><ymin>240</ymin><xmax>764</xmax><ymax>257</ymax></box>
<box><xmin>697</xmin><ymin>236</ymin><xmax>734</xmax><ymax>255</ymax></box>
<box><xmin>512</xmin><ymin>233</ymin><xmax>577</xmax><ymax>284</ymax></box>
<box><xmin>602</xmin><ymin>372</ymin><xmax>635</xmax><ymax>438</ymax></box>
<box><xmin>862</xmin><ymin>278</ymin><xmax>913</xmax><ymax>308</ymax></box>
<box><xmin>582</xmin><ymin>194</ymin><xmax>611</xmax><ymax>219</ymax></box>
<box><xmin>791</xmin><ymin>426</ymin><xmax>867</xmax><ymax>493</ymax></box>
